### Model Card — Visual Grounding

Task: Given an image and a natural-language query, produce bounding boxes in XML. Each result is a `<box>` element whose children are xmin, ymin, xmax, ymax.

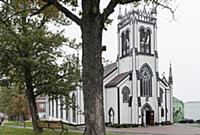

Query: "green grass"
<box><xmin>3</xmin><ymin>121</ymin><xmax>33</xmax><ymax>127</ymax></box>
<box><xmin>0</xmin><ymin>126</ymin><xmax>82</xmax><ymax>135</ymax></box>
<box><xmin>0</xmin><ymin>126</ymin><xmax>120</xmax><ymax>135</ymax></box>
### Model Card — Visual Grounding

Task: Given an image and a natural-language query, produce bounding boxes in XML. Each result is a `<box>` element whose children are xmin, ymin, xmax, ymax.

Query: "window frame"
<box><xmin>72</xmin><ymin>93</ymin><xmax>76</xmax><ymax>123</ymax></box>
<box><xmin>140</xmin><ymin>64</ymin><xmax>153</xmax><ymax>97</ymax></box>
<box><xmin>121</xmin><ymin>29</ymin><xmax>130</xmax><ymax>58</ymax></box>
<box><xmin>139</xmin><ymin>27</ymin><xmax>151</xmax><ymax>54</ymax></box>
<box><xmin>122</xmin><ymin>86</ymin><xmax>130</xmax><ymax>103</ymax></box>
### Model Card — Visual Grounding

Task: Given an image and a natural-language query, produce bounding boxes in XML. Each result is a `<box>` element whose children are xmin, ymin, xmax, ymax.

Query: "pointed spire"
<box><xmin>151</xmin><ymin>2</ymin><xmax>157</xmax><ymax>15</ymax></box>
<box><xmin>118</xmin><ymin>5</ymin><xmax>122</xmax><ymax>20</ymax></box>
<box><xmin>143</xmin><ymin>5</ymin><xmax>146</xmax><ymax>14</ymax></box>
<box><xmin>168</xmin><ymin>62</ymin><xmax>173</xmax><ymax>85</ymax></box>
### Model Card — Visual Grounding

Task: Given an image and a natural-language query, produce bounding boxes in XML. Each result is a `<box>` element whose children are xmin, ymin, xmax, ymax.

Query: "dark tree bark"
<box><xmin>34</xmin><ymin>0</ymin><xmax>142</xmax><ymax>135</ymax></box>
<box><xmin>81</xmin><ymin>1</ymin><xmax>105</xmax><ymax>134</ymax></box>
<box><xmin>24</xmin><ymin>66</ymin><xmax>42</xmax><ymax>133</ymax></box>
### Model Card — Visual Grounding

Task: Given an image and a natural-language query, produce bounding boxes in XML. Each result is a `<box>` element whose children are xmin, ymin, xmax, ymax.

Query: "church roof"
<box><xmin>105</xmin><ymin>71</ymin><xmax>131</xmax><ymax>88</ymax></box>
<box><xmin>103</xmin><ymin>62</ymin><xmax>117</xmax><ymax>78</ymax></box>
<box><xmin>159</xmin><ymin>77</ymin><xmax>170</xmax><ymax>88</ymax></box>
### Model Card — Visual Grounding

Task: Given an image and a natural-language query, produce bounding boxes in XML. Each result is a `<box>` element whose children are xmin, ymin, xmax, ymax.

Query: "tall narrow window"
<box><xmin>121</xmin><ymin>32</ymin><xmax>126</xmax><ymax>57</ymax></box>
<box><xmin>160</xmin><ymin>88</ymin><xmax>164</xmax><ymax>103</ymax></box>
<box><xmin>65</xmin><ymin>96</ymin><xmax>69</xmax><ymax>121</ymax></box>
<box><xmin>140</xmin><ymin>28</ymin><xmax>145</xmax><ymax>53</ymax></box>
<box><xmin>140</xmin><ymin>27</ymin><xmax>151</xmax><ymax>54</ymax></box>
<box><xmin>122</xmin><ymin>86</ymin><xmax>130</xmax><ymax>103</ymax></box>
<box><xmin>161</xmin><ymin>108</ymin><xmax>164</xmax><ymax>117</ymax></box>
<box><xmin>56</xmin><ymin>97</ymin><xmax>58</xmax><ymax>118</ymax></box>
<box><xmin>72</xmin><ymin>93</ymin><xmax>76</xmax><ymax>123</ymax></box>
<box><xmin>125</xmin><ymin>30</ymin><xmax>130</xmax><ymax>55</ymax></box>
<box><xmin>140</xmin><ymin>64</ymin><xmax>153</xmax><ymax>97</ymax></box>
<box><xmin>108</xmin><ymin>107</ymin><xmax>115</xmax><ymax>124</ymax></box>
<box><xmin>145</xmin><ymin>29</ymin><xmax>151</xmax><ymax>54</ymax></box>
<box><xmin>60</xmin><ymin>96</ymin><xmax>63</xmax><ymax>119</ymax></box>
<box><xmin>52</xmin><ymin>100</ymin><xmax>54</xmax><ymax>117</ymax></box>
<box><xmin>49</xmin><ymin>98</ymin><xmax>51</xmax><ymax>117</ymax></box>
<box><xmin>121</xmin><ymin>30</ymin><xmax>130</xmax><ymax>57</ymax></box>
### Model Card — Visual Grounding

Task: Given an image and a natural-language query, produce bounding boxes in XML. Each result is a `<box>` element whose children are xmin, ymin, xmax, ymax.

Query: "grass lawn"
<box><xmin>0</xmin><ymin>126</ymin><xmax>120</xmax><ymax>135</ymax></box>
<box><xmin>3</xmin><ymin>120</ymin><xmax>33</xmax><ymax>127</ymax></box>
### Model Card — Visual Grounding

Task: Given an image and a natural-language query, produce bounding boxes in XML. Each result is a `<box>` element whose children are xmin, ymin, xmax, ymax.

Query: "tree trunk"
<box><xmin>81</xmin><ymin>1</ymin><xmax>106</xmax><ymax>134</ymax></box>
<box><xmin>24</xmin><ymin>67</ymin><xmax>42</xmax><ymax>133</ymax></box>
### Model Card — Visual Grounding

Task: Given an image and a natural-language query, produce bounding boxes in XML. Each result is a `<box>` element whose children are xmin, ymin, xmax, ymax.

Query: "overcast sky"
<box><xmin>157</xmin><ymin>0</ymin><xmax>200</xmax><ymax>102</ymax></box>
<box><xmin>102</xmin><ymin>0</ymin><xmax>200</xmax><ymax>102</ymax></box>
<box><xmin>64</xmin><ymin>0</ymin><xmax>200</xmax><ymax>102</ymax></box>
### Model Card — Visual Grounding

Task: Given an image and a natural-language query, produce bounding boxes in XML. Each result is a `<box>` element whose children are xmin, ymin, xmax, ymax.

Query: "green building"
<box><xmin>173</xmin><ymin>97</ymin><xmax>184</xmax><ymax>123</ymax></box>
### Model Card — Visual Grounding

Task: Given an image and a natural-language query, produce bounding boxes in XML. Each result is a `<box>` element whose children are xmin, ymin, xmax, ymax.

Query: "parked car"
<box><xmin>179</xmin><ymin>119</ymin><xmax>194</xmax><ymax>123</ymax></box>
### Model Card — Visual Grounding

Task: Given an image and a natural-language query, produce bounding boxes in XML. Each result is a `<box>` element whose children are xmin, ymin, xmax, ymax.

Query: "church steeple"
<box><xmin>168</xmin><ymin>63</ymin><xmax>173</xmax><ymax>85</ymax></box>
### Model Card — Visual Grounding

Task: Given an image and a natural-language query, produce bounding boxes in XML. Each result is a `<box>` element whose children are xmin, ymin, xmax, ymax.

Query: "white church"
<box><xmin>46</xmin><ymin>6</ymin><xmax>173</xmax><ymax>127</ymax></box>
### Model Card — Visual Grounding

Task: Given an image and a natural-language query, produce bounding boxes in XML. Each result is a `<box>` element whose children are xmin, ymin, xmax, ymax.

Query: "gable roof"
<box><xmin>105</xmin><ymin>71</ymin><xmax>131</xmax><ymax>88</ymax></box>
<box><xmin>103</xmin><ymin>62</ymin><xmax>117</xmax><ymax>78</ymax></box>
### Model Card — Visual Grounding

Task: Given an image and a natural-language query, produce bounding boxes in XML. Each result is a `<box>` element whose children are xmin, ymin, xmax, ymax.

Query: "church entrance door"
<box><xmin>146</xmin><ymin>110</ymin><xmax>154</xmax><ymax>125</ymax></box>
<box><xmin>141</xmin><ymin>103</ymin><xmax>154</xmax><ymax>126</ymax></box>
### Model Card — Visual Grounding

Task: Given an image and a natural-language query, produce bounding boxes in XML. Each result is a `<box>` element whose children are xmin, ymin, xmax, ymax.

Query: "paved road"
<box><xmin>106</xmin><ymin>124</ymin><xmax>200</xmax><ymax>135</ymax></box>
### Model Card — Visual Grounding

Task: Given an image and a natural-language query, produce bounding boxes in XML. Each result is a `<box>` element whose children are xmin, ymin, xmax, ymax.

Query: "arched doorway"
<box><xmin>141</xmin><ymin>103</ymin><xmax>154</xmax><ymax>126</ymax></box>
<box><xmin>108</xmin><ymin>107</ymin><xmax>115</xmax><ymax>124</ymax></box>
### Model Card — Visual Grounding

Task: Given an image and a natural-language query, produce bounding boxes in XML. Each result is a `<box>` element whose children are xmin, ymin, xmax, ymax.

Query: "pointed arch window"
<box><xmin>160</xmin><ymin>88</ymin><xmax>164</xmax><ymax>103</ymax></box>
<box><xmin>72</xmin><ymin>93</ymin><xmax>76</xmax><ymax>123</ymax></box>
<box><xmin>140</xmin><ymin>64</ymin><xmax>153</xmax><ymax>97</ymax></box>
<box><xmin>108</xmin><ymin>107</ymin><xmax>115</xmax><ymax>124</ymax></box>
<box><xmin>121</xmin><ymin>29</ymin><xmax>130</xmax><ymax>57</ymax></box>
<box><xmin>60</xmin><ymin>96</ymin><xmax>63</xmax><ymax>119</ymax></box>
<box><xmin>49</xmin><ymin>98</ymin><xmax>51</xmax><ymax>116</ymax></box>
<box><xmin>52</xmin><ymin>100</ymin><xmax>54</xmax><ymax>117</ymax></box>
<box><xmin>65</xmin><ymin>96</ymin><xmax>69</xmax><ymax>121</ymax></box>
<box><xmin>122</xmin><ymin>86</ymin><xmax>130</xmax><ymax>103</ymax></box>
<box><xmin>56</xmin><ymin>97</ymin><xmax>58</xmax><ymax>118</ymax></box>
<box><xmin>145</xmin><ymin>29</ymin><xmax>151</xmax><ymax>54</ymax></box>
<box><xmin>140</xmin><ymin>28</ymin><xmax>145</xmax><ymax>53</ymax></box>
<box><xmin>140</xmin><ymin>28</ymin><xmax>151</xmax><ymax>54</ymax></box>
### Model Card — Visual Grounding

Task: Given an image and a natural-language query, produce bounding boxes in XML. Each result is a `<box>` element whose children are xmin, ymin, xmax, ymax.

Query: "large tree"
<box><xmin>0</xmin><ymin>1</ymin><xmax>80</xmax><ymax>132</ymax></box>
<box><xmin>0</xmin><ymin>0</ymin><xmax>174</xmax><ymax>134</ymax></box>
<box><xmin>32</xmin><ymin>0</ymin><xmax>174</xmax><ymax>135</ymax></box>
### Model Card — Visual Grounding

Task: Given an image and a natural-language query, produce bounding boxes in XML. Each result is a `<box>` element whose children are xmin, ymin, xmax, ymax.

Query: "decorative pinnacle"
<box><xmin>169</xmin><ymin>62</ymin><xmax>173</xmax><ymax>85</ymax></box>
<box><xmin>118</xmin><ymin>5</ymin><xmax>122</xmax><ymax>20</ymax></box>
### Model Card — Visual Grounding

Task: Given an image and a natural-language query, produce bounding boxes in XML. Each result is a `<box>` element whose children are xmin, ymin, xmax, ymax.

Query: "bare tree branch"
<box><xmin>119</xmin><ymin>0</ymin><xmax>140</xmax><ymax>4</ymax></box>
<box><xmin>51</xmin><ymin>0</ymin><xmax>81</xmax><ymax>26</ymax></box>
<box><xmin>31</xmin><ymin>0</ymin><xmax>81</xmax><ymax>26</ymax></box>
<box><xmin>102</xmin><ymin>0</ymin><xmax>118</xmax><ymax>22</ymax></box>
<box><xmin>152</xmin><ymin>0</ymin><xmax>174</xmax><ymax>14</ymax></box>
<box><xmin>102</xmin><ymin>0</ymin><xmax>140</xmax><ymax>22</ymax></box>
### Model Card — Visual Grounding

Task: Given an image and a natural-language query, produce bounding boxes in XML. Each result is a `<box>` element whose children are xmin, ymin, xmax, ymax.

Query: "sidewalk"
<box><xmin>106</xmin><ymin>124</ymin><xmax>200</xmax><ymax>135</ymax></box>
